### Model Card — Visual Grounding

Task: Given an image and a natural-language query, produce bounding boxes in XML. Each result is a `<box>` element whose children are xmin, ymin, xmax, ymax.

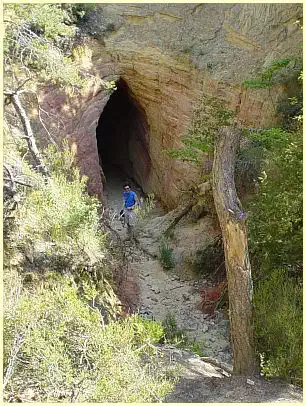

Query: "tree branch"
<box><xmin>4</xmin><ymin>177</ymin><xmax>33</xmax><ymax>188</ymax></box>
<box><xmin>9</xmin><ymin>93</ymin><xmax>49</xmax><ymax>177</ymax></box>
<box><xmin>3</xmin><ymin>332</ymin><xmax>24</xmax><ymax>390</ymax></box>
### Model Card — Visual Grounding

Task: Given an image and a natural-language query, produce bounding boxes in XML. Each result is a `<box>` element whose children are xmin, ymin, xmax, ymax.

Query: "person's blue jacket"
<box><xmin>123</xmin><ymin>191</ymin><xmax>137</xmax><ymax>209</ymax></box>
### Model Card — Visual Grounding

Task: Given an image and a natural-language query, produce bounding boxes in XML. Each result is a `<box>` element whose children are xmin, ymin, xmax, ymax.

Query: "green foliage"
<box><xmin>235</xmin><ymin>137</ymin><xmax>265</xmax><ymax>194</ymax></box>
<box><xmin>161</xmin><ymin>314</ymin><xmax>205</xmax><ymax>356</ymax></box>
<box><xmin>4</xmin><ymin>276</ymin><xmax>175</xmax><ymax>402</ymax></box>
<box><xmin>166</xmin><ymin>96</ymin><xmax>233</xmax><ymax>165</ymax></box>
<box><xmin>15</xmin><ymin>144</ymin><xmax>105</xmax><ymax>270</ymax></box>
<box><xmin>134</xmin><ymin>193</ymin><xmax>156</xmax><ymax>233</ymax></box>
<box><xmin>247</xmin><ymin>127</ymin><xmax>302</xmax><ymax>275</ymax></box>
<box><xmin>244</xmin><ymin>125</ymin><xmax>303</xmax><ymax>385</ymax></box>
<box><xmin>4</xmin><ymin>4</ymin><xmax>85</xmax><ymax>88</ymax></box>
<box><xmin>129</xmin><ymin>314</ymin><xmax>165</xmax><ymax>345</ymax></box>
<box><xmin>63</xmin><ymin>4</ymin><xmax>96</xmax><ymax>24</ymax></box>
<box><xmin>235</xmin><ymin>126</ymin><xmax>298</xmax><ymax>194</ymax></box>
<box><xmin>159</xmin><ymin>238</ymin><xmax>175</xmax><ymax>270</ymax></box>
<box><xmin>277</xmin><ymin>89</ymin><xmax>303</xmax><ymax>130</ymax></box>
<box><xmin>243</xmin><ymin>58</ymin><xmax>292</xmax><ymax>89</ymax></box>
<box><xmin>5</xmin><ymin>4</ymin><xmax>76</xmax><ymax>40</ymax></box>
<box><xmin>162</xmin><ymin>313</ymin><xmax>189</xmax><ymax>347</ymax></box>
<box><xmin>167</xmin><ymin>145</ymin><xmax>202</xmax><ymax>164</ymax></box>
<box><xmin>43</xmin><ymin>140</ymin><xmax>76</xmax><ymax>177</ymax></box>
<box><xmin>4</xmin><ymin>140</ymin><xmax>120</xmax><ymax>316</ymax></box>
<box><xmin>4</xmin><ymin>4</ymin><xmax>114</xmax><ymax>93</ymax></box>
<box><xmin>254</xmin><ymin>269</ymin><xmax>302</xmax><ymax>384</ymax></box>
<box><xmin>189</xmin><ymin>342</ymin><xmax>205</xmax><ymax>357</ymax></box>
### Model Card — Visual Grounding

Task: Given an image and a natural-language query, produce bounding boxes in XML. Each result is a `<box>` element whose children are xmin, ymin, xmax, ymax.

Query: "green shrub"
<box><xmin>128</xmin><ymin>314</ymin><xmax>165</xmax><ymax>345</ymax></box>
<box><xmin>134</xmin><ymin>193</ymin><xmax>155</xmax><ymax>233</ymax></box>
<box><xmin>247</xmin><ymin>127</ymin><xmax>302</xmax><ymax>277</ymax></box>
<box><xmin>189</xmin><ymin>342</ymin><xmax>205</xmax><ymax>357</ymax></box>
<box><xmin>242</xmin><ymin>58</ymin><xmax>292</xmax><ymax>89</ymax></box>
<box><xmin>245</xmin><ymin>126</ymin><xmax>302</xmax><ymax>385</ymax></box>
<box><xmin>15</xmin><ymin>143</ymin><xmax>106</xmax><ymax>272</ymax></box>
<box><xmin>4</xmin><ymin>4</ymin><xmax>85</xmax><ymax>89</ymax></box>
<box><xmin>4</xmin><ymin>276</ymin><xmax>175</xmax><ymax>402</ymax></box>
<box><xmin>159</xmin><ymin>238</ymin><xmax>175</xmax><ymax>270</ymax></box>
<box><xmin>161</xmin><ymin>313</ymin><xmax>206</xmax><ymax>355</ymax></box>
<box><xmin>166</xmin><ymin>95</ymin><xmax>233</xmax><ymax>164</ymax></box>
<box><xmin>254</xmin><ymin>269</ymin><xmax>302</xmax><ymax>385</ymax></box>
<box><xmin>162</xmin><ymin>313</ymin><xmax>188</xmax><ymax>346</ymax></box>
<box><xmin>277</xmin><ymin>90</ymin><xmax>303</xmax><ymax>130</ymax></box>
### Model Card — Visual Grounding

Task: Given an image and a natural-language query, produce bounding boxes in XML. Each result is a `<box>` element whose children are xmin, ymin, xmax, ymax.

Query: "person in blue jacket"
<box><xmin>122</xmin><ymin>183</ymin><xmax>139</xmax><ymax>239</ymax></box>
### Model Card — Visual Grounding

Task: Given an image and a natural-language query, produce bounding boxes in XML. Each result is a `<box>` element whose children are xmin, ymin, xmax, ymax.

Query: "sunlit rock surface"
<box><xmin>35</xmin><ymin>3</ymin><xmax>302</xmax><ymax>207</ymax></box>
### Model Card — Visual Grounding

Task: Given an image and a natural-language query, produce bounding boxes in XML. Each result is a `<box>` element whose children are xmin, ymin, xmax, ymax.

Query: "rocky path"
<box><xmin>105</xmin><ymin>170</ymin><xmax>303</xmax><ymax>403</ymax></box>
<box><xmin>105</xmin><ymin>168</ymin><xmax>231</xmax><ymax>364</ymax></box>
<box><xmin>114</xmin><ymin>234</ymin><xmax>303</xmax><ymax>403</ymax></box>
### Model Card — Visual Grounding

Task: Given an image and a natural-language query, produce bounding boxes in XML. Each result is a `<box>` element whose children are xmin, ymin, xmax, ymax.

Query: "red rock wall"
<box><xmin>35</xmin><ymin>46</ymin><xmax>290</xmax><ymax>209</ymax></box>
<box><xmin>88</xmin><ymin>43</ymin><xmax>287</xmax><ymax>208</ymax></box>
<box><xmin>37</xmin><ymin>84</ymin><xmax>113</xmax><ymax>201</ymax></box>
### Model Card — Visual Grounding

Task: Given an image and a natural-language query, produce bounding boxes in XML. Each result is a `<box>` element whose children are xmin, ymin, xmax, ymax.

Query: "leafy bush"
<box><xmin>159</xmin><ymin>238</ymin><xmax>175</xmax><ymax>270</ymax></box>
<box><xmin>277</xmin><ymin>90</ymin><xmax>303</xmax><ymax>130</ymax></box>
<box><xmin>162</xmin><ymin>313</ymin><xmax>189</xmax><ymax>347</ymax></box>
<box><xmin>247</xmin><ymin>127</ymin><xmax>302</xmax><ymax>276</ymax></box>
<box><xmin>161</xmin><ymin>313</ymin><xmax>205</xmax><ymax>355</ymax></box>
<box><xmin>166</xmin><ymin>95</ymin><xmax>233</xmax><ymax>164</ymax></box>
<box><xmin>4</xmin><ymin>4</ymin><xmax>115</xmax><ymax>92</ymax></box>
<box><xmin>128</xmin><ymin>314</ymin><xmax>165</xmax><ymax>345</ymax></box>
<box><xmin>244</xmin><ymin>125</ymin><xmax>303</xmax><ymax>385</ymax></box>
<box><xmin>4</xmin><ymin>4</ymin><xmax>84</xmax><ymax>88</ymax></box>
<box><xmin>254</xmin><ymin>269</ymin><xmax>302</xmax><ymax>384</ymax></box>
<box><xmin>14</xmin><ymin>143</ymin><xmax>106</xmax><ymax>272</ymax></box>
<box><xmin>235</xmin><ymin>136</ymin><xmax>266</xmax><ymax>195</ymax></box>
<box><xmin>134</xmin><ymin>193</ymin><xmax>155</xmax><ymax>233</ymax></box>
<box><xmin>4</xmin><ymin>276</ymin><xmax>175</xmax><ymax>402</ymax></box>
<box><xmin>243</xmin><ymin>58</ymin><xmax>292</xmax><ymax>89</ymax></box>
<box><xmin>64</xmin><ymin>3</ymin><xmax>96</xmax><ymax>24</ymax></box>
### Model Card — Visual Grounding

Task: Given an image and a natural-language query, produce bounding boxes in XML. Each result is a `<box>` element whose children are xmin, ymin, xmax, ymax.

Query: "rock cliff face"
<box><xmin>36</xmin><ymin>4</ymin><xmax>302</xmax><ymax>208</ymax></box>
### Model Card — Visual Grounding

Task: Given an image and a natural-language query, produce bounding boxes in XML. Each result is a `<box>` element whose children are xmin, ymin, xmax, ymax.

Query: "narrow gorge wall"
<box><xmin>35</xmin><ymin>3</ymin><xmax>302</xmax><ymax>208</ymax></box>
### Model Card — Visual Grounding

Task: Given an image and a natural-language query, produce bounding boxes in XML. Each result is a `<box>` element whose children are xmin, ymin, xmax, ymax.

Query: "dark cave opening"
<box><xmin>96</xmin><ymin>79</ymin><xmax>151</xmax><ymax>199</ymax></box>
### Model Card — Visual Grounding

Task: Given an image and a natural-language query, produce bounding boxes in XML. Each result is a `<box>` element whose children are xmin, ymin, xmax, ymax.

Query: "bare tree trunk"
<box><xmin>9</xmin><ymin>92</ymin><xmax>49</xmax><ymax>177</ymax></box>
<box><xmin>212</xmin><ymin>126</ymin><xmax>259</xmax><ymax>375</ymax></box>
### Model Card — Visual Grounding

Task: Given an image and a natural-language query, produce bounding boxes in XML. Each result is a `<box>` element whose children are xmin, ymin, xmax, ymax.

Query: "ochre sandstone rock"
<box><xmin>30</xmin><ymin>4</ymin><xmax>301</xmax><ymax>208</ymax></box>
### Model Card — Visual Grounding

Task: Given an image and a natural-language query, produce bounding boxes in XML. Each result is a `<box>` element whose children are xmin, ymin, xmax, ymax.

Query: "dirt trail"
<box><xmin>105</xmin><ymin>170</ymin><xmax>303</xmax><ymax>403</ymax></box>
<box><xmin>106</xmin><ymin>168</ymin><xmax>231</xmax><ymax>363</ymax></box>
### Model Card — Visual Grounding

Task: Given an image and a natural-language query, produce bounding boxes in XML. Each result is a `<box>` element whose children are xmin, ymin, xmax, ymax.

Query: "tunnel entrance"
<box><xmin>96</xmin><ymin>79</ymin><xmax>151</xmax><ymax>207</ymax></box>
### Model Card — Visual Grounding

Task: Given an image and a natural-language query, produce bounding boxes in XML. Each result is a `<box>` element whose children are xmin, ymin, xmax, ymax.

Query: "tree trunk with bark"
<box><xmin>212</xmin><ymin>126</ymin><xmax>259</xmax><ymax>375</ymax></box>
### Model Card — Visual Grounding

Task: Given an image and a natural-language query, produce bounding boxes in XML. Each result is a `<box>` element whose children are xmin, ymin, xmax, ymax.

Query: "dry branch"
<box><xmin>5</xmin><ymin>90</ymin><xmax>49</xmax><ymax>177</ymax></box>
<box><xmin>3</xmin><ymin>332</ymin><xmax>24</xmax><ymax>390</ymax></box>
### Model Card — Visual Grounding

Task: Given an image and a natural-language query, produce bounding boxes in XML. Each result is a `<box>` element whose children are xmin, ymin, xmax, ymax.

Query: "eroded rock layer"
<box><xmin>35</xmin><ymin>3</ymin><xmax>302</xmax><ymax>207</ymax></box>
